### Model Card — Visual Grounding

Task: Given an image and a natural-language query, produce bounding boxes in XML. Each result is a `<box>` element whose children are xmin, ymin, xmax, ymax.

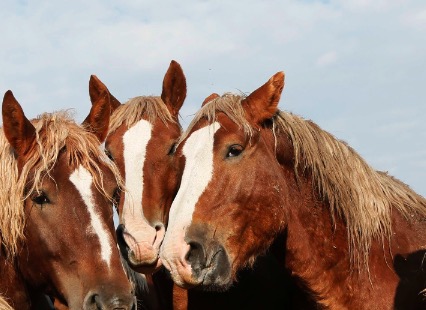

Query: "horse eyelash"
<box><xmin>168</xmin><ymin>143</ymin><xmax>177</xmax><ymax>155</ymax></box>
<box><xmin>31</xmin><ymin>191</ymin><xmax>50</xmax><ymax>205</ymax></box>
<box><xmin>105</xmin><ymin>149</ymin><xmax>114</xmax><ymax>161</ymax></box>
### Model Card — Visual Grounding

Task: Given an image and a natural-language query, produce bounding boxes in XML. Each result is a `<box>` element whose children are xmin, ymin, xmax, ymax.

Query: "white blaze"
<box><xmin>161</xmin><ymin>122</ymin><xmax>220</xmax><ymax>261</ymax></box>
<box><xmin>121</xmin><ymin>120</ymin><xmax>155</xmax><ymax>237</ymax></box>
<box><xmin>69</xmin><ymin>165</ymin><xmax>112</xmax><ymax>267</ymax></box>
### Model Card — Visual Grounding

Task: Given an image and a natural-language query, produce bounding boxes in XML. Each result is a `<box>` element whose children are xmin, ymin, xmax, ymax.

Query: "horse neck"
<box><xmin>281</xmin><ymin>168</ymin><xmax>426</xmax><ymax>308</ymax></box>
<box><xmin>283</xmin><ymin>176</ymin><xmax>355</xmax><ymax>306</ymax></box>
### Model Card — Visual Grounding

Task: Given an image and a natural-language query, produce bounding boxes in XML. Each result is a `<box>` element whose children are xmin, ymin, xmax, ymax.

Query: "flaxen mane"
<box><xmin>108</xmin><ymin>96</ymin><xmax>178</xmax><ymax>134</ymax></box>
<box><xmin>0</xmin><ymin>295</ymin><xmax>13</xmax><ymax>310</ymax></box>
<box><xmin>186</xmin><ymin>93</ymin><xmax>426</xmax><ymax>268</ymax></box>
<box><xmin>0</xmin><ymin>111</ymin><xmax>123</xmax><ymax>258</ymax></box>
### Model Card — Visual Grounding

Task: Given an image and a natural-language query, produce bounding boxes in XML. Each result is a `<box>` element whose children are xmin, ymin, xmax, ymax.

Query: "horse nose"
<box><xmin>84</xmin><ymin>290</ymin><xmax>136</xmax><ymax>310</ymax></box>
<box><xmin>183</xmin><ymin>239</ymin><xmax>231</xmax><ymax>287</ymax></box>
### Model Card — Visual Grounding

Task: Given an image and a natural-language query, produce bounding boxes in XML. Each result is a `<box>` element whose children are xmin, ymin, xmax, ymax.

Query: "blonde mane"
<box><xmin>186</xmin><ymin>93</ymin><xmax>426</xmax><ymax>267</ymax></box>
<box><xmin>0</xmin><ymin>295</ymin><xmax>13</xmax><ymax>310</ymax></box>
<box><xmin>108</xmin><ymin>96</ymin><xmax>178</xmax><ymax>134</ymax></box>
<box><xmin>0</xmin><ymin>111</ymin><xmax>123</xmax><ymax>258</ymax></box>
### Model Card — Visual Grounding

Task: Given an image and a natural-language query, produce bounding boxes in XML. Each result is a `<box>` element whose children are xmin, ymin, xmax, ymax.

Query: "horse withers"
<box><xmin>0</xmin><ymin>90</ymin><xmax>135</xmax><ymax>309</ymax></box>
<box><xmin>160</xmin><ymin>71</ymin><xmax>426</xmax><ymax>309</ymax></box>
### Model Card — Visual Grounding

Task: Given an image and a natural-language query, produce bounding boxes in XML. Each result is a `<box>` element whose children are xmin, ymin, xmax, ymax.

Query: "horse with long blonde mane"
<box><xmin>0</xmin><ymin>90</ymin><xmax>135</xmax><ymax>309</ymax></box>
<box><xmin>160</xmin><ymin>71</ymin><xmax>426</xmax><ymax>309</ymax></box>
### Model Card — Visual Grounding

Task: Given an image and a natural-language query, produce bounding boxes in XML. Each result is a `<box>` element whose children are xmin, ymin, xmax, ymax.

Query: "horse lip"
<box><xmin>127</xmin><ymin>257</ymin><xmax>162</xmax><ymax>274</ymax></box>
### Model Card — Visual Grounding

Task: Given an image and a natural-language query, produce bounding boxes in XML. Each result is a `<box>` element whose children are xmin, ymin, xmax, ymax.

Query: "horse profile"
<box><xmin>0</xmin><ymin>90</ymin><xmax>135</xmax><ymax>309</ymax></box>
<box><xmin>160</xmin><ymin>71</ymin><xmax>426</xmax><ymax>309</ymax></box>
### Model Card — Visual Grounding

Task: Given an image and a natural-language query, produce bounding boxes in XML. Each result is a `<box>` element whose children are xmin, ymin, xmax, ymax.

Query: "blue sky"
<box><xmin>1</xmin><ymin>0</ymin><xmax>425</xmax><ymax>196</ymax></box>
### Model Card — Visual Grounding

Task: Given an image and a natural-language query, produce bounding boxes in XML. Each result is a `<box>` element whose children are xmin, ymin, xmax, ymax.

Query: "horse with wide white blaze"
<box><xmin>0</xmin><ymin>90</ymin><xmax>135</xmax><ymax>310</ymax></box>
<box><xmin>160</xmin><ymin>71</ymin><xmax>426</xmax><ymax>309</ymax></box>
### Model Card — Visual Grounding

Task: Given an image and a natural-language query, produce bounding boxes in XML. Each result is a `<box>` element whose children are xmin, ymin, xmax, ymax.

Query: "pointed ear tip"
<box><xmin>3</xmin><ymin>90</ymin><xmax>15</xmax><ymax>102</ymax></box>
<box><xmin>90</xmin><ymin>74</ymin><xmax>102</xmax><ymax>83</ymax></box>
<box><xmin>169</xmin><ymin>60</ymin><xmax>183</xmax><ymax>71</ymax></box>
<box><xmin>272</xmin><ymin>71</ymin><xmax>285</xmax><ymax>80</ymax></box>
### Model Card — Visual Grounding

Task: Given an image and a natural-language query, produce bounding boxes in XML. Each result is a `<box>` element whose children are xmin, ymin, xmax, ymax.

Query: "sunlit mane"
<box><xmin>187</xmin><ymin>93</ymin><xmax>426</xmax><ymax>267</ymax></box>
<box><xmin>108</xmin><ymin>96</ymin><xmax>177</xmax><ymax>134</ymax></box>
<box><xmin>0</xmin><ymin>295</ymin><xmax>13</xmax><ymax>310</ymax></box>
<box><xmin>0</xmin><ymin>111</ymin><xmax>123</xmax><ymax>258</ymax></box>
<box><xmin>179</xmin><ymin>93</ymin><xmax>253</xmax><ymax>144</ymax></box>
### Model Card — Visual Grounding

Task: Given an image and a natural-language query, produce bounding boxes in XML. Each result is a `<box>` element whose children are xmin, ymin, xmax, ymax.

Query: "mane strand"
<box><xmin>108</xmin><ymin>96</ymin><xmax>177</xmax><ymax>134</ymax></box>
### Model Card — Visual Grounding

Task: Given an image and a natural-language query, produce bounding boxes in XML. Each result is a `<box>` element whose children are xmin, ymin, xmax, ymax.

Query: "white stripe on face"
<box><xmin>121</xmin><ymin>120</ymin><xmax>156</xmax><ymax>237</ymax></box>
<box><xmin>161</xmin><ymin>122</ymin><xmax>220</xmax><ymax>262</ymax></box>
<box><xmin>69</xmin><ymin>165</ymin><xmax>113</xmax><ymax>268</ymax></box>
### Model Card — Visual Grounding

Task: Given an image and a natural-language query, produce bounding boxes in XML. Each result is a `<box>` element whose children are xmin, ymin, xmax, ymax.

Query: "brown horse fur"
<box><xmin>161</xmin><ymin>71</ymin><xmax>426</xmax><ymax>309</ymax></box>
<box><xmin>0</xmin><ymin>91</ymin><xmax>134</xmax><ymax>309</ymax></box>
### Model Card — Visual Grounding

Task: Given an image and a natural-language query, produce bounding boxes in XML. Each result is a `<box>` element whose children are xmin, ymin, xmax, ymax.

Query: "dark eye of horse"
<box><xmin>105</xmin><ymin>149</ymin><xmax>114</xmax><ymax>161</ymax></box>
<box><xmin>227</xmin><ymin>144</ymin><xmax>243</xmax><ymax>158</ymax></box>
<box><xmin>31</xmin><ymin>192</ymin><xmax>50</xmax><ymax>205</ymax></box>
<box><xmin>168</xmin><ymin>143</ymin><xmax>177</xmax><ymax>155</ymax></box>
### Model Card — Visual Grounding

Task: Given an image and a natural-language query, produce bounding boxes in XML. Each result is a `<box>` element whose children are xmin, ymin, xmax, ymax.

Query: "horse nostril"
<box><xmin>185</xmin><ymin>241</ymin><xmax>206</xmax><ymax>271</ymax></box>
<box><xmin>154</xmin><ymin>223</ymin><xmax>164</xmax><ymax>232</ymax></box>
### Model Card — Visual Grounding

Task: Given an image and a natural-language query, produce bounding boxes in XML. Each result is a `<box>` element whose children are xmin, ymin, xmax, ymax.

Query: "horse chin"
<box><xmin>168</xmin><ymin>260</ymin><xmax>233</xmax><ymax>292</ymax></box>
<box><xmin>129</xmin><ymin>258</ymin><xmax>163</xmax><ymax>274</ymax></box>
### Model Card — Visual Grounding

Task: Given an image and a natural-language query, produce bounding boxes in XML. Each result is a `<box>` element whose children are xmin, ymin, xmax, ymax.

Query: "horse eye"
<box><xmin>105</xmin><ymin>149</ymin><xmax>114</xmax><ymax>161</ymax></box>
<box><xmin>168</xmin><ymin>143</ymin><xmax>177</xmax><ymax>155</ymax></box>
<box><xmin>227</xmin><ymin>145</ymin><xmax>243</xmax><ymax>158</ymax></box>
<box><xmin>31</xmin><ymin>192</ymin><xmax>50</xmax><ymax>205</ymax></box>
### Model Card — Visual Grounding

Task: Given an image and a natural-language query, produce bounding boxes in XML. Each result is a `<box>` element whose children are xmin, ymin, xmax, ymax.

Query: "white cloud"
<box><xmin>401</xmin><ymin>9</ymin><xmax>426</xmax><ymax>29</ymax></box>
<box><xmin>316</xmin><ymin>51</ymin><xmax>338</xmax><ymax>67</ymax></box>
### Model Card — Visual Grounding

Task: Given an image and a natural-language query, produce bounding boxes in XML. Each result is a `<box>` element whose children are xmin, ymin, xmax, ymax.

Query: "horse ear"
<box><xmin>83</xmin><ymin>89</ymin><xmax>111</xmax><ymax>143</ymax></box>
<box><xmin>242</xmin><ymin>71</ymin><xmax>285</xmax><ymax>126</ymax></box>
<box><xmin>201</xmin><ymin>93</ymin><xmax>220</xmax><ymax>107</ymax></box>
<box><xmin>2</xmin><ymin>90</ymin><xmax>36</xmax><ymax>156</ymax></box>
<box><xmin>161</xmin><ymin>60</ymin><xmax>187</xmax><ymax>118</ymax></box>
<box><xmin>89</xmin><ymin>75</ymin><xmax>121</xmax><ymax>113</ymax></box>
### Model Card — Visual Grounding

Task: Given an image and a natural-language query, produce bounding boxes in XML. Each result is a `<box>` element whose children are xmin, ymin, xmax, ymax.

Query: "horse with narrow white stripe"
<box><xmin>0</xmin><ymin>87</ymin><xmax>135</xmax><ymax>309</ymax></box>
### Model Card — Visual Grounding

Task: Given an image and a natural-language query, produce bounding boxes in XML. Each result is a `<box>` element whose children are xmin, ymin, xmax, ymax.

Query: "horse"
<box><xmin>159</xmin><ymin>71</ymin><xmax>426</xmax><ymax>309</ymax></box>
<box><xmin>88</xmin><ymin>60</ymin><xmax>186</xmax><ymax>310</ymax></box>
<box><xmin>90</xmin><ymin>62</ymin><xmax>305</xmax><ymax>309</ymax></box>
<box><xmin>0</xmin><ymin>89</ymin><xmax>136</xmax><ymax>309</ymax></box>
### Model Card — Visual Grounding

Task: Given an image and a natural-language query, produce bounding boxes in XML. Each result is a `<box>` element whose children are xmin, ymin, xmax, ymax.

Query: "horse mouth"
<box><xmin>127</xmin><ymin>254</ymin><xmax>163</xmax><ymax>274</ymax></box>
<box><xmin>116</xmin><ymin>223</ymin><xmax>163</xmax><ymax>273</ymax></box>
